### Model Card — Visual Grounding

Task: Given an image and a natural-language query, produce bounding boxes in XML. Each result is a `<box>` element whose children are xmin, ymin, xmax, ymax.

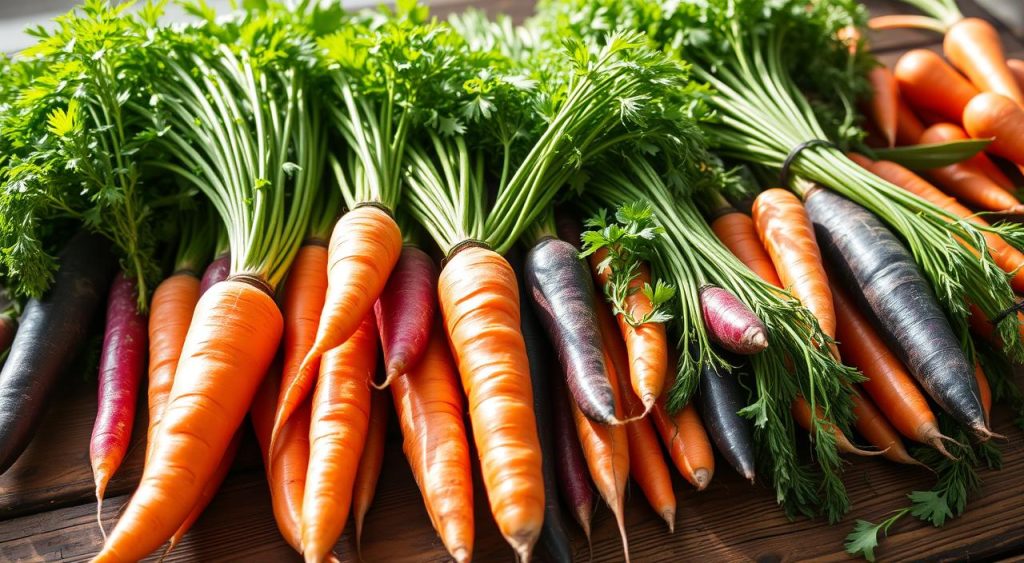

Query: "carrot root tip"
<box><xmin>743</xmin><ymin>468</ymin><xmax>756</xmax><ymax>484</ymax></box>
<box><xmin>694</xmin><ymin>468</ymin><xmax>712</xmax><ymax>490</ymax></box>
<box><xmin>576</xmin><ymin>506</ymin><xmax>593</xmax><ymax>540</ymax></box>
<box><xmin>512</xmin><ymin>536</ymin><xmax>534</xmax><ymax>563</ymax></box>
<box><xmin>451</xmin><ymin>546</ymin><xmax>471</xmax><ymax>563</ymax></box>
<box><xmin>662</xmin><ymin>509</ymin><xmax>676</xmax><ymax>533</ymax></box>
<box><xmin>743</xmin><ymin>327</ymin><xmax>769</xmax><ymax>353</ymax></box>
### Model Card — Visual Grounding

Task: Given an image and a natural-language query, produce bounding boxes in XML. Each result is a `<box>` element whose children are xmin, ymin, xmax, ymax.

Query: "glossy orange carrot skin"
<box><xmin>711</xmin><ymin>211</ymin><xmax>784</xmax><ymax>287</ymax></box>
<box><xmin>270</xmin><ymin>243</ymin><xmax>329</xmax><ymax>455</ymax></box>
<box><xmin>651</xmin><ymin>398</ymin><xmax>714</xmax><ymax>490</ymax></box>
<box><xmin>963</xmin><ymin>92</ymin><xmax>1024</xmax><ymax>166</ymax></box>
<box><xmin>752</xmin><ymin>189</ymin><xmax>837</xmax><ymax>354</ymax></box>
<box><xmin>392</xmin><ymin>326</ymin><xmax>474</xmax><ymax>563</ymax></box>
<box><xmin>353</xmin><ymin>389</ymin><xmax>389</xmax><ymax>549</ymax></box>
<box><xmin>867</xmin><ymin>65</ymin><xmax>898</xmax><ymax>146</ymax></box>
<box><xmin>945</xmin><ymin>18</ymin><xmax>1024</xmax><ymax>106</ymax></box>
<box><xmin>921</xmin><ymin>122</ymin><xmax>1015</xmax><ymax>191</ymax></box>
<box><xmin>832</xmin><ymin>282</ymin><xmax>939</xmax><ymax>446</ymax></box>
<box><xmin>849</xmin><ymin>154</ymin><xmax>1024</xmax><ymax>293</ymax></box>
<box><xmin>791</xmin><ymin>398</ymin><xmax>866</xmax><ymax>455</ymax></box>
<box><xmin>95</xmin><ymin>279</ymin><xmax>283</xmax><ymax>562</ymax></box>
<box><xmin>895</xmin><ymin>49</ymin><xmax>979</xmax><ymax>123</ymax></box>
<box><xmin>166</xmin><ymin>431</ymin><xmax>241</xmax><ymax>552</ymax></box>
<box><xmin>919</xmin><ymin>124</ymin><xmax>1024</xmax><ymax>212</ymax></box>
<box><xmin>251</xmin><ymin>359</ymin><xmax>310</xmax><ymax>554</ymax></box>
<box><xmin>850</xmin><ymin>391</ymin><xmax>917</xmax><ymax>465</ymax></box>
<box><xmin>289</xmin><ymin>207</ymin><xmax>401</xmax><ymax>442</ymax></box>
<box><xmin>144</xmin><ymin>272</ymin><xmax>200</xmax><ymax>465</ymax></box>
<box><xmin>895</xmin><ymin>96</ymin><xmax>926</xmax><ymax>146</ymax></box>
<box><xmin>1009</xmin><ymin>59</ymin><xmax>1024</xmax><ymax>92</ymax></box>
<box><xmin>302</xmin><ymin>314</ymin><xmax>377</xmax><ymax>563</ymax></box>
<box><xmin>974</xmin><ymin>362</ymin><xmax>992</xmax><ymax>424</ymax></box>
<box><xmin>438</xmin><ymin>246</ymin><xmax>543</xmax><ymax>561</ymax></box>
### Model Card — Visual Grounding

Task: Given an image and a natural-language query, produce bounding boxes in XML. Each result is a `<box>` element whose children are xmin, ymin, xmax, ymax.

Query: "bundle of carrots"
<box><xmin>0</xmin><ymin>1</ymin><xmax>1021</xmax><ymax>563</ymax></box>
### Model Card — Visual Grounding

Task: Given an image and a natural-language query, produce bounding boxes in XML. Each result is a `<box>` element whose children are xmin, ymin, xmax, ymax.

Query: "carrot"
<box><xmin>568</xmin><ymin>353</ymin><xmax>630</xmax><ymax>562</ymax></box>
<box><xmin>963</xmin><ymin>92</ymin><xmax>1024</xmax><ymax>166</ymax></box>
<box><xmin>551</xmin><ymin>366</ymin><xmax>595</xmax><ymax>540</ymax></box>
<box><xmin>353</xmin><ymin>388</ymin><xmax>389</xmax><ymax>555</ymax></box>
<box><xmin>697</xmin><ymin>355</ymin><xmax>756</xmax><ymax>481</ymax></box>
<box><xmin>919</xmin><ymin>124</ymin><xmax>1023</xmax><ymax>212</ymax></box>
<box><xmin>599</xmin><ymin>298</ymin><xmax>675</xmax><ymax>531</ymax></box>
<box><xmin>95</xmin><ymin>279</ymin><xmax>283</xmax><ymax>562</ymax></box>
<box><xmin>198</xmin><ymin>253</ymin><xmax>230</xmax><ymax>296</ymax></box>
<box><xmin>651</xmin><ymin>395</ymin><xmax>715</xmax><ymax>490</ymax></box>
<box><xmin>894</xmin><ymin>49</ymin><xmax>979</xmax><ymax>123</ymax></box>
<box><xmin>919</xmin><ymin>122</ymin><xmax>1015</xmax><ymax>191</ymax></box>
<box><xmin>866</xmin><ymin>65</ymin><xmax>898</xmax><ymax>147</ymax></box>
<box><xmin>302</xmin><ymin>313</ymin><xmax>377</xmax><ymax>563</ymax></box>
<box><xmin>375</xmin><ymin>246</ymin><xmax>437</xmax><ymax>388</ymax></box>
<box><xmin>90</xmin><ymin>274</ymin><xmax>147</xmax><ymax>533</ymax></box>
<box><xmin>1009</xmin><ymin>59</ymin><xmax>1024</xmax><ymax>93</ymax></box>
<box><xmin>790</xmin><ymin>398</ymin><xmax>875</xmax><ymax>456</ymax></box>
<box><xmin>752</xmin><ymin>188</ymin><xmax>838</xmax><ymax>357</ymax></box>
<box><xmin>438</xmin><ymin>245</ymin><xmax>544</xmax><ymax>561</ymax></box>
<box><xmin>832</xmin><ymin>281</ymin><xmax>950</xmax><ymax>456</ymax></box>
<box><xmin>974</xmin><ymin>361</ymin><xmax>993</xmax><ymax>425</ymax></box>
<box><xmin>251</xmin><ymin>359</ymin><xmax>311</xmax><ymax>555</ymax></box>
<box><xmin>944</xmin><ymin>18</ymin><xmax>1024</xmax><ymax>106</ymax></box>
<box><xmin>0</xmin><ymin>313</ymin><xmax>13</xmax><ymax>359</ymax></box>
<box><xmin>850</xmin><ymin>390</ymin><xmax>920</xmax><ymax>465</ymax></box>
<box><xmin>710</xmin><ymin>209</ymin><xmax>783</xmax><ymax>287</ymax></box>
<box><xmin>848</xmin><ymin>154</ymin><xmax>1024</xmax><ymax>293</ymax></box>
<box><xmin>270</xmin><ymin>241</ymin><xmax>328</xmax><ymax>456</ymax></box>
<box><xmin>895</xmin><ymin>96</ymin><xmax>926</xmax><ymax>146</ymax></box>
<box><xmin>699</xmin><ymin>284</ymin><xmax>768</xmax><ymax>355</ymax></box>
<box><xmin>287</xmin><ymin>206</ymin><xmax>402</xmax><ymax>442</ymax></box>
<box><xmin>392</xmin><ymin>326</ymin><xmax>474</xmax><ymax>563</ymax></box>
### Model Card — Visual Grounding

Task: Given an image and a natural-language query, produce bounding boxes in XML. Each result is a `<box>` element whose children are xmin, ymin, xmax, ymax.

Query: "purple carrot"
<box><xmin>199</xmin><ymin>253</ymin><xmax>230</xmax><ymax>295</ymax></box>
<box><xmin>374</xmin><ymin>246</ymin><xmax>438</xmax><ymax>388</ymax></box>
<box><xmin>90</xmin><ymin>273</ymin><xmax>148</xmax><ymax>532</ymax></box>
<box><xmin>700</xmin><ymin>285</ymin><xmax>768</xmax><ymax>355</ymax></box>
<box><xmin>0</xmin><ymin>232</ymin><xmax>116</xmax><ymax>475</ymax></box>
<box><xmin>551</xmin><ymin>371</ymin><xmax>596</xmax><ymax>541</ymax></box>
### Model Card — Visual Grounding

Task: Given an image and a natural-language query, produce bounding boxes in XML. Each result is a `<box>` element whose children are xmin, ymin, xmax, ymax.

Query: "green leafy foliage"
<box><xmin>865</xmin><ymin>139</ymin><xmax>993</xmax><ymax>171</ymax></box>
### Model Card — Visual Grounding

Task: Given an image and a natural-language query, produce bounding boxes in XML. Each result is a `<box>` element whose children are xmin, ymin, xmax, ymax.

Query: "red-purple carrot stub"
<box><xmin>699</xmin><ymin>285</ymin><xmax>768</xmax><ymax>355</ymax></box>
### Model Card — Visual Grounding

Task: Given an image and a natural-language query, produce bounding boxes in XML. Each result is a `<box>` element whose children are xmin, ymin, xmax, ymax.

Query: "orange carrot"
<box><xmin>894</xmin><ymin>49</ymin><xmax>979</xmax><ymax>123</ymax></box>
<box><xmin>353</xmin><ymin>389</ymin><xmax>389</xmax><ymax>555</ymax></box>
<box><xmin>438</xmin><ymin>246</ymin><xmax>543</xmax><ymax>561</ymax></box>
<box><xmin>95</xmin><ymin>279</ymin><xmax>283</xmax><ymax>562</ymax></box>
<box><xmin>919</xmin><ymin>123</ymin><xmax>1024</xmax><ymax>212</ymax></box>
<box><xmin>302</xmin><ymin>314</ymin><xmax>377</xmax><ymax>563</ymax></box>
<box><xmin>963</xmin><ymin>92</ymin><xmax>1024</xmax><ymax>166</ymax></box>
<box><xmin>920</xmin><ymin>122</ymin><xmax>1015</xmax><ymax>191</ymax></box>
<box><xmin>752</xmin><ymin>188</ymin><xmax>838</xmax><ymax>356</ymax></box>
<box><xmin>711</xmin><ymin>209</ymin><xmax>783</xmax><ymax>287</ymax></box>
<box><xmin>651</xmin><ymin>395</ymin><xmax>714</xmax><ymax>490</ymax></box>
<box><xmin>895</xmin><ymin>96</ymin><xmax>926</xmax><ymax>146</ymax></box>
<box><xmin>251</xmin><ymin>358</ymin><xmax>311</xmax><ymax>555</ymax></box>
<box><xmin>850</xmin><ymin>390</ymin><xmax>920</xmax><ymax>465</ymax></box>
<box><xmin>867</xmin><ymin>65</ymin><xmax>898</xmax><ymax>146</ymax></box>
<box><xmin>832</xmin><ymin>282</ymin><xmax>949</xmax><ymax>455</ymax></box>
<box><xmin>164</xmin><ymin>432</ymin><xmax>241</xmax><ymax>555</ymax></box>
<box><xmin>392</xmin><ymin>326</ymin><xmax>474</xmax><ymax>563</ymax></box>
<box><xmin>790</xmin><ymin>399</ymin><xmax>877</xmax><ymax>456</ymax></box>
<box><xmin>974</xmin><ymin>361</ymin><xmax>992</xmax><ymax>425</ymax></box>
<box><xmin>569</xmin><ymin>355</ymin><xmax>630</xmax><ymax>562</ymax></box>
<box><xmin>285</xmin><ymin>207</ymin><xmax>402</xmax><ymax>444</ymax></box>
<box><xmin>848</xmin><ymin>154</ymin><xmax>1024</xmax><ymax>293</ymax></box>
<box><xmin>944</xmin><ymin>18</ymin><xmax>1024</xmax><ymax>106</ymax></box>
<box><xmin>1009</xmin><ymin>59</ymin><xmax>1024</xmax><ymax>93</ymax></box>
<box><xmin>269</xmin><ymin>242</ymin><xmax>329</xmax><ymax>456</ymax></box>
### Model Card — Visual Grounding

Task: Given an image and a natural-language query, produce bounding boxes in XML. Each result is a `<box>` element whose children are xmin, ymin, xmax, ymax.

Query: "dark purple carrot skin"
<box><xmin>90</xmin><ymin>273</ymin><xmax>149</xmax><ymax>491</ymax></box>
<box><xmin>551</xmin><ymin>366</ymin><xmax>596</xmax><ymax>539</ymax></box>
<box><xmin>697</xmin><ymin>348</ymin><xmax>756</xmax><ymax>482</ymax></box>
<box><xmin>0</xmin><ymin>231</ymin><xmax>116</xmax><ymax>474</ymax></box>
<box><xmin>803</xmin><ymin>188</ymin><xmax>988</xmax><ymax>434</ymax></box>
<box><xmin>513</xmin><ymin>250</ymin><xmax>575</xmax><ymax>563</ymax></box>
<box><xmin>374</xmin><ymin>246</ymin><xmax>438</xmax><ymax>384</ymax></box>
<box><xmin>527</xmin><ymin>237</ymin><xmax>617</xmax><ymax>424</ymax></box>
<box><xmin>199</xmin><ymin>253</ymin><xmax>230</xmax><ymax>296</ymax></box>
<box><xmin>700</xmin><ymin>285</ymin><xmax>768</xmax><ymax>355</ymax></box>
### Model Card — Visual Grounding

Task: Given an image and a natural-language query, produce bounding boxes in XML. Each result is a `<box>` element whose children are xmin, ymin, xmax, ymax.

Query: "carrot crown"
<box><xmin>138</xmin><ymin>6</ymin><xmax>326</xmax><ymax>291</ymax></box>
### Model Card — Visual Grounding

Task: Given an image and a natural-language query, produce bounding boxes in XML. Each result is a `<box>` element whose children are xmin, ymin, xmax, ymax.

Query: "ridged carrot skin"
<box><xmin>353</xmin><ymin>389</ymin><xmax>389</xmax><ymax>553</ymax></box>
<box><xmin>165</xmin><ymin>431</ymin><xmax>241</xmax><ymax>554</ymax></box>
<box><xmin>945</xmin><ymin>18</ymin><xmax>1024</xmax><ymax>106</ymax></box>
<box><xmin>392</xmin><ymin>327</ymin><xmax>474</xmax><ymax>563</ymax></box>
<box><xmin>963</xmin><ymin>92</ymin><xmax>1024</xmax><ymax>166</ymax></box>
<box><xmin>270</xmin><ymin>243</ymin><xmax>328</xmax><ymax>456</ymax></box>
<box><xmin>699</xmin><ymin>285</ymin><xmax>768</xmax><ymax>355</ymax></box>
<box><xmin>291</xmin><ymin>207</ymin><xmax>402</xmax><ymax>441</ymax></box>
<box><xmin>803</xmin><ymin>188</ymin><xmax>989</xmax><ymax>437</ymax></box>
<box><xmin>651</xmin><ymin>398</ymin><xmax>714</xmax><ymax>490</ymax></box>
<box><xmin>791</xmin><ymin>398</ymin><xmax>872</xmax><ymax>456</ymax></box>
<box><xmin>850</xmin><ymin>390</ymin><xmax>919</xmax><ymax>465</ymax></box>
<box><xmin>438</xmin><ymin>246</ymin><xmax>544</xmax><ymax>561</ymax></box>
<box><xmin>375</xmin><ymin>246</ymin><xmax>437</xmax><ymax>388</ymax></box>
<box><xmin>894</xmin><ymin>49</ymin><xmax>979</xmax><ymax>123</ymax></box>
<box><xmin>698</xmin><ymin>355</ymin><xmax>756</xmax><ymax>481</ymax></box>
<box><xmin>867</xmin><ymin>65</ymin><xmax>898</xmax><ymax>146</ymax></box>
<box><xmin>527</xmin><ymin>237</ymin><xmax>616</xmax><ymax>423</ymax></box>
<box><xmin>302</xmin><ymin>314</ymin><xmax>377</xmax><ymax>563</ymax></box>
<box><xmin>91</xmin><ymin>274</ymin><xmax>148</xmax><ymax>520</ymax></box>
<box><xmin>895</xmin><ymin>96</ymin><xmax>926</xmax><ymax>146</ymax></box>
<box><xmin>920</xmin><ymin>122</ymin><xmax>1015</xmax><ymax>191</ymax></box>
<box><xmin>832</xmin><ymin>281</ymin><xmax>947</xmax><ymax>453</ymax></box>
<box><xmin>95</xmin><ymin>279</ymin><xmax>283</xmax><ymax>562</ymax></box>
<box><xmin>849</xmin><ymin>154</ymin><xmax>1024</xmax><ymax>294</ymax></box>
<box><xmin>711</xmin><ymin>210</ymin><xmax>783</xmax><ymax>287</ymax></box>
<box><xmin>919</xmin><ymin>124</ymin><xmax>1024</xmax><ymax>212</ymax></box>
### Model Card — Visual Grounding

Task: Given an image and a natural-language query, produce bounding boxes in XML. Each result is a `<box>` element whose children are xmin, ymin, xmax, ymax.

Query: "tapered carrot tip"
<box><xmin>743</xmin><ymin>468</ymin><xmax>756</xmax><ymax>484</ymax></box>
<box><xmin>744</xmin><ymin>328</ymin><xmax>768</xmax><ymax>353</ymax></box>
<box><xmin>576</xmin><ymin>506</ymin><xmax>593</xmax><ymax>541</ymax></box>
<box><xmin>512</xmin><ymin>536</ymin><xmax>534</xmax><ymax>563</ymax></box>
<box><xmin>371</xmin><ymin>362</ymin><xmax>406</xmax><ymax>390</ymax></box>
<box><xmin>972</xmin><ymin>423</ymin><xmax>1006</xmax><ymax>442</ymax></box>
<box><xmin>662</xmin><ymin>509</ymin><xmax>676</xmax><ymax>533</ymax></box>
<box><xmin>836</xmin><ymin>435</ymin><xmax>886</xmax><ymax>457</ymax></box>
<box><xmin>451</xmin><ymin>546</ymin><xmax>471</xmax><ymax>563</ymax></box>
<box><xmin>94</xmin><ymin>474</ymin><xmax>109</xmax><ymax>539</ymax></box>
<box><xmin>693</xmin><ymin>468</ymin><xmax>712</xmax><ymax>491</ymax></box>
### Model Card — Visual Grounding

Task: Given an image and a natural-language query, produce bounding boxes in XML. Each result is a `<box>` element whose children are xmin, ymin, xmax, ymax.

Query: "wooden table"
<box><xmin>3</xmin><ymin>1</ymin><xmax>1024</xmax><ymax>561</ymax></box>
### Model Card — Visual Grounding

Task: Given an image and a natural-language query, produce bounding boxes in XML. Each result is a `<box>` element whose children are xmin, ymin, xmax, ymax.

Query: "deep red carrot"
<box><xmin>895</xmin><ymin>96</ymin><xmax>926</xmax><ymax>146</ymax></box>
<box><xmin>894</xmin><ymin>49</ymin><xmax>979</xmax><ymax>123</ymax></box>
<box><xmin>374</xmin><ymin>246</ymin><xmax>437</xmax><ymax>388</ymax></box>
<box><xmin>353</xmin><ymin>388</ymin><xmax>389</xmax><ymax>555</ymax></box>
<box><xmin>699</xmin><ymin>285</ymin><xmax>768</xmax><ymax>355</ymax></box>
<box><xmin>90</xmin><ymin>273</ymin><xmax>148</xmax><ymax>532</ymax></box>
<box><xmin>867</xmin><ymin>65</ymin><xmax>898</xmax><ymax>147</ymax></box>
<box><xmin>551</xmin><ymin>368</ymin><xmax>595</xmax><ymax>541</ymax></box>
<box><xmin>944</xmin><ymin>18</ymin><xmax>1024</xmax><ymax>106</ymax></box>
<box><xmin>199</xmin><ymin>253</ymin><xmax>230</xmax><ymax>296</ymax></box>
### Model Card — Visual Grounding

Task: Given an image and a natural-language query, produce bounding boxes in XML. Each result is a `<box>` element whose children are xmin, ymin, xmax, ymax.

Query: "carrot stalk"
<box><xmin>375</xmin><ymin>246</ymin><xmax>438</xmax><ymax>388</ymax></box>
<box><xmin>353</xmin><ymin>389</ymin><xmax>389</xmax><ymax>556</ymax></box>
<box><xmin>699</xmin><ymin>285</ymin><xmax>768</xmax><ymax>355</ymax></box>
